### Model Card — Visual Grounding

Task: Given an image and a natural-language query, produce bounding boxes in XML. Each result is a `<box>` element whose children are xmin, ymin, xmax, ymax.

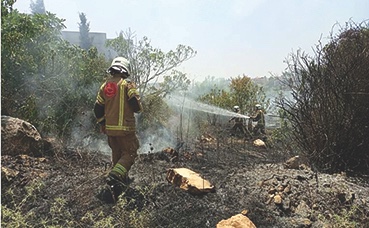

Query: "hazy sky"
<box><xmin>14</xmin><ymin>0</ymin><xmax>369</xmax><ymax>81</ymax></box>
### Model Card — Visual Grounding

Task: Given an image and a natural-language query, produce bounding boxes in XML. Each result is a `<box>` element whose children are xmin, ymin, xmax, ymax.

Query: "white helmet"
<box><xmin>233</xmin><ymin>106</ymin><xmax>240</xmax><ymax>112</ymax></box>
<box><xmin>255</xmin><ymin>104</ymin><xmax>262</xmax><ymax>110</ymax></box>
<box><xmin>107</xmin><ymin>57</ymin><xmax>130</xmax><ymax>76</ymax></box>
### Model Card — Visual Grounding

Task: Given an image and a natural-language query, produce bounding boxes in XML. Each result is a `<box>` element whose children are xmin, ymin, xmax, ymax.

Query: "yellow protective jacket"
<box><xmin>94</xmin><ymin>76</ymin><xmax>142</xmax><ymax>136</ymax></box>
<box><xmin>251</xmin><ymin>110</ymin><xmax>265</xmax><ymax>126</ymax></box>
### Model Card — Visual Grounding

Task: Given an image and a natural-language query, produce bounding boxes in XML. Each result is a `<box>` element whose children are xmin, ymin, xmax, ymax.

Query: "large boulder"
<box><xmin>1</xmin><ymin>116</ymin><xmax>53</xmax><ymax>157</ymax></box>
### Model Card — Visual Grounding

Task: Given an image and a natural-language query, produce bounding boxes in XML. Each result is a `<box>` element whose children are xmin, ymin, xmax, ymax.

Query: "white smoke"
<box><xmin>138</xmin><ymin>125</ymin><xmax>177</xmax><ymax>154</ymax></box>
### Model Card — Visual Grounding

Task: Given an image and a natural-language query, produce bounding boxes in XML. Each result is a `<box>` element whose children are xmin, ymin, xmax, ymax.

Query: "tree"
<box><xmin>106</xmin><ymin>29</ymin><xmax>196</xmax><ymax>97</ymax></box>
<box><xmin>1</xmin><ymin>0</ymin><xmax>16</xmax><ymax>16</ymax></box>
<box><xmin>78</xmin><ymin>12</ymin><xmax>92</xmax><ymax>50</ymax></box>
<box><xmin>198</xmin><ymin>87</ymin><xmax>231</xmax><ymax>125</ymax></box>
<box><xmin>229</xmin><ymin>75</ymin><xmax>269</xmax><ymax>115</ymax></box>
<box><xmin>198</xmin><ymin>75</ymin><xmax>268</xmax><ymax>125</ymax></box>
<box><xmin>277</xmin><ymin>20</ymin><xmax>369</xmax><ymax>175</ymax></box>
<box><xmin>1</xmin><ymin>7</ymin><xmax>66</xmax><ymax>117</ymax></box>
<box><xmin>30</xmin><ymin>0</ymin><xmax>46</xmax><ymax>14</ymax></box>
<box><xmin>106</xmin><ymin>29</ymin><xmax>196</xmax><ymax>131</ymax></box>
<box><xmin>2</xmin><ymin>3</ymin><xmax>108</xmax><ymax>139</ymax></box>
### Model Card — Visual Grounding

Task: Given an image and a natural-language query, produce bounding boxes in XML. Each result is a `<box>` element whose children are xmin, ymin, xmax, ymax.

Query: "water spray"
<box><xmin>165</xmin><ymin>95</ymin><xmax>250</xmax><ymax>119</ymax></box>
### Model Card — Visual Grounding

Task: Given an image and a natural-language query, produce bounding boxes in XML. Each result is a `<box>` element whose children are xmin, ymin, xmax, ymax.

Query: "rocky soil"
<box><xmin>2</xmin><ymin>130</ymin><xmax>369</xmax><ymax>227</ymax></box>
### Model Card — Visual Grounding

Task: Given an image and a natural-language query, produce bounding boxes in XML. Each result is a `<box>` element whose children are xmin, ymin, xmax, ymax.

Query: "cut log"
<box><xmin>217</xmin><ymin>214</ymin><xmax>256</xmax><ymax>228</ymax></box>
<box><xmin>166</xmin><ymin>168</ymin><xmax>215</xmax><ymax>195</ymax></box>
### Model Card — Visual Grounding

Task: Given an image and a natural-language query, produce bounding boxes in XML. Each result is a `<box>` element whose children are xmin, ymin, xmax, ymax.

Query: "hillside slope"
<box><xmin>2</xmin><ymin>132</ymin><xmax>369</xmax><ymax>227</ymax></box>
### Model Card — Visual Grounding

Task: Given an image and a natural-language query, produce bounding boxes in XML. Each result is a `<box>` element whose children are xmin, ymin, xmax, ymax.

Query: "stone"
<box><xmin>274</xmin><ymin>194</ymin><xmax>283</xmax><ymax>204</ymax></box>
<box><xmin>1</xmin><ymin>116</ymin><xmax>44</xmax><ymax>156</ymax></box>
<box><xmin>295</xmin><ymin>200</ymin><xmax>311</xmax><ymax>218</ymax></box>
<box><xmin>217</xmin><ymin>214</ymin><xmax>256</xmax><ymax>228</ymax></box>
<box><xmin>253</xmin><ymin>139</ymin><xmax>266</xmax><ymax>148</ymax></box>
<box><xmin>1</xmin><ymin>166</ymin><xmax>19</xmax><ymax>183</ymax></box>
<box><xmin>284</xmin><ymin>156</ymin><xmax>300</xmax><ymax>169</ymax></box>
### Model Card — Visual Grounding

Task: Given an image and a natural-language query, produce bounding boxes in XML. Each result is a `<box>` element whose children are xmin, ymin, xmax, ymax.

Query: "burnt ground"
<box><xmin>2</xmin><ymin>130</ymin><xmax>369</xmax><ymax>228</ymax></box>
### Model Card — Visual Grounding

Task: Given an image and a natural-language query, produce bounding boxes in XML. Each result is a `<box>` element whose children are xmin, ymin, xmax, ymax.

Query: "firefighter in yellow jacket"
<box><xmin>250</xmin><ymin>104</ymin><xmax>266</xmax><ymax>135</ymax></box>
<box><xmin>94</xmin><ymin>57</ymin><xmax>142</xmax><ymax>203</ymax></box>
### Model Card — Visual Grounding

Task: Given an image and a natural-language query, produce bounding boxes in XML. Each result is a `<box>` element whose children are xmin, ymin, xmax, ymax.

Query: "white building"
<box><xmin>61</xmin><ymin>31</ymin><xmax>117</xmax><ymax>59</ymax></box>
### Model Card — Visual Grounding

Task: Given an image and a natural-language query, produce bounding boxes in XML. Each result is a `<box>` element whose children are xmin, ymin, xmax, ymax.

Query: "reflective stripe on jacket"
<box><xmin>96</xmin><ymin>77</ymin><xmax>138</xmax><ymax>136</ymax></box>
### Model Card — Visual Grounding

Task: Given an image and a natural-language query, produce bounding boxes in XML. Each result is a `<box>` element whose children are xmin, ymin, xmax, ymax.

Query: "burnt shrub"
<box><xmin>277</xmin><ymin>20</ymin><xmax>369</xmax><ymax>175</ymax></box>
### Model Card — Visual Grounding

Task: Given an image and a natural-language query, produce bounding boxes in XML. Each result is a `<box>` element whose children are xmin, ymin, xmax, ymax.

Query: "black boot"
<box><xmin>96</xmin><ymin>186</ymin><xmax>115</xmax><ymax>204</ymax></box>
<box><xmin>97</xmin><ymin>174</ymin><xmax>128</xmax><ymax>204</ymax></box>
<box><xmin>107</xmin><ymin>173</ymin><xmax>128</xmax><ymax>198</ymax></box>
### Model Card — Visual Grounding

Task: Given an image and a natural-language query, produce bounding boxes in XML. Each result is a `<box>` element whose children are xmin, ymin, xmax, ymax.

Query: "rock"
<box><xmin>277</xmin><ymin>185</ymin><xmax>284</xmax><ymax>192</ymax></box>
<box><xmin>217</xmin><ymin>214</ymin><xmax>256</xmax><ymax>228</ymax></box>
<box><xmin>274</xmin><ymin>194</ymin><xmax>283</xmax><ymax>205</ymax></box>
<box><xmin>253</xmin><ymin>139</ymin><xmax>266</xmax><ymax>148</ymax></box>
<box><xmin>288</xmin><ymin>217</ymin><xmax>312</xmax><ymax>228</ymax></box>
<box><xmin>1</xmin><ymin>116</ymin><xmax>45</xmax><ymax>156</ymax></box>
<box><xmin>284</xmin><ymin>156</ymin><xmax>300</xmax><ymax>169</ymax></box>
<box><xmin>241</xmin><ymin>209</ymin><xmax>248</xmax><ymax>215</ymax></box>
<box><xmin>295</xmin><ymin>200</ymin><xmax>311</xmax><ymax>218</ymax></box>
<box><xmin>268</xmin><ymin>187</ymin><xmax>277</xmax><ymax>194</ymax></box>
<box><xmin>1</xmin><ymin>166</ymin><xmax>19</xmax><ymax>183</ymax></box>
<box><xmin>283</xmin><ymin>184</ymin><xmax>292</xmax><ymax>194</ymax></box>
<box><xmin>166</xmin><ymin>168</ymin><xmax>215</xmax><ymax>195</ymax></box>
<box><xmin>200</xmin><ymin>133</ymin><xmax>215</xmax><ymax>142</ymax></box>
<box><xmin>1</xmin><ymin>116</ymin><xmax>58</xmax><ymax>157</ymax></box>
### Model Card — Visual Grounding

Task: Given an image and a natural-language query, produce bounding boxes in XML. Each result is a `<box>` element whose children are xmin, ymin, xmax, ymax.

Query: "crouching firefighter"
<box><xmin>229</xmin><ymin>105</ymin><xmax>252</xmax><ymax>139</ymax></box>
<box><xmin>94</xmin><ymin>57</ymin><xmax>143</xmax><ymax>203</ymax></box>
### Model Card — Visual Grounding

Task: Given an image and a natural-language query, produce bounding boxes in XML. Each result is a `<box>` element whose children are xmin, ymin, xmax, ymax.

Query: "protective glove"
<box><xmin>126</xmin><ymin>81</ymin><xmax>142</xmax><ymax>113</ymax></box>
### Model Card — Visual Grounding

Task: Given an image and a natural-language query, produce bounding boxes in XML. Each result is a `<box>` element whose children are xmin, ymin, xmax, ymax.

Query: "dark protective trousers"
<box><xmin>107</xmin><ymin>133</ymin><xmax>139</xmax><ymax>172</ymax></box>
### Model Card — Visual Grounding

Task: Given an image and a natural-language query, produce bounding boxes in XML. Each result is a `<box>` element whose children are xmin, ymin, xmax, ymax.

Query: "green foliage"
<box><xmin>199</xmin><ymin>87</ymin><xmax>231</xmax><ymax>109</ymax></box>
<box><xmin>1</xmin><ymin>7</ymin><xmax>109</xmax><ymax>139</ymax></box>
<box><xmin>106</xmin><ymin>29</ymin><xmax>196</xmax><ymax>131</ymax></box>
<box><xmin>1</xmin><ymin>0</ymin><xmax>16</xmax><ymax>16</ymax></box>
<box><xmin>1</xmin><ymin>9</ymin><xmax>66</xmax><ymax>116</ymax></box>
<box><xmin>106</xmin><ymin>29</ymin><xmax>196</xmax><ymax>97</ymax></box>
<box><xmin>2</xmin><ymin>5</ymin><xmax>197</xmax><ymax>138</ymax></box>
<box><xmin>229</xmin><ymin>75</ymin><xmax>269</xmax><ymax>114</ymax></box>
<box><xmin>198</xmin><ymin>85</ymin><xmax>231</xmax><ymax>126</ymax></box>
<box><xmin>2</xmin><ymin>180</ymin><xmax>45</xmax><ymax>228</ymax></box>
<box><xmin>2</xmin><ymin>179</ymin><xmax>153</xmax><ymax>227</ymax></box>
<box><xmin>197</xmin><ymin>75</ymin><xmax>268</xmax><ymax>125</ymax></box>
<box><xmin>277</xmin><ymin>20</ymin><xmax>369</xmax><ymax>174</ymax></box>
<box><xmin>18</xmin><ymin>95</ymin><xmax>38</xmax><ymax>123</ymax></box>
<box><xmin>138</xmin><ymin>69</ymin><xmax>191</xmax><ymax>131</ymax></box>
<box><xmin>317</xmin><ymin>205</ymin><xmax>362</xmax><ymax>228</ymax></box>
<box><xmin>139</xmin><ymin>93</ymin><xmax>173</xmax><ymax>131</ymax></box>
